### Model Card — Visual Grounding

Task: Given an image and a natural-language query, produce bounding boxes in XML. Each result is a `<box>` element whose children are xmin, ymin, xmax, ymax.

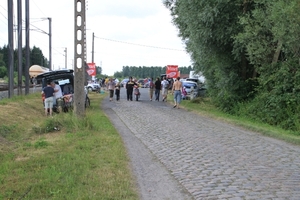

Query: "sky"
<box><xmin>0</xmin><ymin>0</ymin><xmax>192</xmax><ymax>76</ymax></box>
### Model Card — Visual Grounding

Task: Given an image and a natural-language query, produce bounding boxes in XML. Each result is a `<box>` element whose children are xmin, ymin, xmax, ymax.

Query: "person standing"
<box><xmin>126</xmin><ymin>77</ymin><xmax>137</xmax><ymax>101</ymax></box>
<box><xmin>172</xmin><ymin>77</ymin><xmax>183</xmax><ymax>109</ymax></box>
<box><xmin>42</xmin><ymin>81</ymin><xmax>55</xmax><ymax>116</ymax></box>
<box><xmin>51</xmin><ymin>81</ymin><xmax>63</xmax><ymax>106</ymax></box>
<box><xmin>161</xmin><ymin>76</ymin><xmax>169</xmax><ymax>102</ymax></box>
<box><xmin>149</xmin><ymin>77</ymin><xmax>154</xmax><ymax>101</ymax></box>
<box><xmin>107</xmin><ymin>78</ymin><xmax>116</xmax><ymax>101</ymax></box>
<box><xmin>154</xmin><ymin>77</ymin><xmax>161</xmax><ymax>101</ymax></box>
<box><xmin>115</xmin><ymin>82</ymin><xmax>121</xmax><ymax>101</ymax></box>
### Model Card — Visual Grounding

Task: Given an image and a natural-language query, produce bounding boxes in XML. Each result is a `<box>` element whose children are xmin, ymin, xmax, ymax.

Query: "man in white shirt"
<box><xmin>51</xmin><ymin>81</ymin><xmax>63</xmax><ymax>106</ymax></box>
<box><xmin>161</xmin><ymin>77</ymin><xmax>169</xmax><ymax>102</ymax></box>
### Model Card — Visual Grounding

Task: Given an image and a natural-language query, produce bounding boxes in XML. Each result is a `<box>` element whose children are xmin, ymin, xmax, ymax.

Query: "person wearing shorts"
<box><xmin>172</xmin><ymin>77</ymin><xmax>183</xmax><ymax>109</ymax></box>
<box><xmin>42</xmin><ymin>81</ymin><xmax>55</xmax><ymax>116</ymax></box>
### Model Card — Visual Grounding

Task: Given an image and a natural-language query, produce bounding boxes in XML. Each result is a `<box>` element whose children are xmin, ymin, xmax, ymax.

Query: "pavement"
<box><xmin>102</xmin><ymin>87</ymin><xmax>300</xmax><ymax>200</ymax></box>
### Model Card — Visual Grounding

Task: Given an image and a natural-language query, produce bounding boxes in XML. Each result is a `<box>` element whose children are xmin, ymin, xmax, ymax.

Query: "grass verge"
<box><xmin>167</xmin><ymin>95</ymin><xmax>300</xmax><ymax>146</ymax></box>
<box><xmin>0</xmin><ymin>92</ymin><xmax>138</xmax><ymax>200</ymax></box>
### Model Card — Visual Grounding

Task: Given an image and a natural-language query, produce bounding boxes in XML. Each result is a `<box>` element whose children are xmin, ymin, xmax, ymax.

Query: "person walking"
<box><xmin>126</xmin><ymin>77</ymin><xmax>137</xmax><ymax>101</ymax></box>
<box><xmin>161</xmin><ymin>76</ymin><xmax>169</xmax><ymax>102</ymax></box>
<box><xmin>107</xmin><ymin>78</ymin><xmax>116</xmax><ymax>101</ymax></box>
<box><xmin>149</xmin><ymin>77</ymin><xmax>154</xmax><ymax>101</ymax></box>
<box><xmin>172</xmin><ymin>77</ymin><xmax>183</xmax><ymax>109</ymax></box>
<box><xmin>154</xmin><ymin>77</ymin><xmax>161</xmax><ymax>101</ymax></box>
<box><xmin>115</xmin><ymin>82</ymin><xmax>121</xmax><ymax>101</ymax></box>
<box><xmin>42</xmin><ymin>81</ymin><xmax>55</xmax><ymax>116</ymax></box>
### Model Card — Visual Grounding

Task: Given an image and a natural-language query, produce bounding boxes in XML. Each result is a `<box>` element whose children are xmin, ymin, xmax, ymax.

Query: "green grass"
<box><xmin>0</xmin><ymin>92</ymin><xmax>138</xmax><ymax>200</ymax></box>
<box><xmin>168</xmin><ymin>95</ymin><xmax>300</xmax><ymax>145</ymax></box>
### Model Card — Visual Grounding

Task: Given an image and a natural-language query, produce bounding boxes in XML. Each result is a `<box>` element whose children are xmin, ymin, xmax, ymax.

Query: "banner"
<box><xmin>166</xmin><ymin>65</ymin><xmax>179</xmax><ymax>78</ymax></box>
<box><xmin>87</xmin><ymin>63</ymin><xmax>96</xmax><ymax>76</ymax></box>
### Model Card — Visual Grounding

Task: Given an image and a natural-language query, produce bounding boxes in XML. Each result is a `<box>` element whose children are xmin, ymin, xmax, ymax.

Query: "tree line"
<box><xmin>113</xmin><ymin>65</ymin><xmax>193</xmax><ymax>79</ymax></box>
<box><xmin>163</xmin><ymin>0</ymin><xmax>300</xmax><ymax>131</ymax></box>
<box><xmin>0</xmin><ymin>45</ymin><xmax>48</xmax><ymax>80</ymax></box>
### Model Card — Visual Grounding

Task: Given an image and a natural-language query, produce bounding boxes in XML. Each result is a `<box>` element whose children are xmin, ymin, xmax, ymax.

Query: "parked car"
<box><xmin>181</xmin><ymin>81</ymin><xmax>199</xmax><ymax>99</ymax></box>
<box><xmin>137</xmin><ymin>79</ymin><xmax>145</xmax><ymax>88</ymax></box>
<box><xmin>36</xmin><ymin>69</ymin><xmax>90</xmax><ymax>112</ymax></box>
<box><xmin>87</xmin><ymin>82</ymin><xmax>100</xmax><ymax>92</ymax></box>
<box><xmin>120</xmin><ymin>78</ymin><xmax>129</xmax><ymax>87</ymax></box>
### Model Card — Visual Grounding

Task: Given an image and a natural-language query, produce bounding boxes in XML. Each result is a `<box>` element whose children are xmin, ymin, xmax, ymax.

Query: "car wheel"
<box><xmin>88</xmin><ymin>87</ymin><xmax>93</xmax><ymax>92</ymax></box>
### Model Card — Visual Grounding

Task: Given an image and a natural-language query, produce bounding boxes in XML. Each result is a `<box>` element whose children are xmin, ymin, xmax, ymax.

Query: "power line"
<box><xmin>94</xmin><ymin>36</ymin><xmax>186</xmax><ymax>52</ymax></box>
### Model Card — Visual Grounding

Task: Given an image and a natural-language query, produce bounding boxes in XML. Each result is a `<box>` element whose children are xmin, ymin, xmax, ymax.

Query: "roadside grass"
<box><xmin>0</xmin><ymin>92</ymin><xmax>138</xmax><ymax>200</ymax></box>
<box><xmin>167</xmin><ymin>95</ymin><xmax>300</xmax><ymax>146</ymax></box>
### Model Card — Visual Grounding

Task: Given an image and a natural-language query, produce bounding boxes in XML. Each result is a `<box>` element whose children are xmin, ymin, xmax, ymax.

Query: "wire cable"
<box><xmin>94</xmin><ymin>36</ymin><xmax>185</xmax><ymax>52</ymax></box>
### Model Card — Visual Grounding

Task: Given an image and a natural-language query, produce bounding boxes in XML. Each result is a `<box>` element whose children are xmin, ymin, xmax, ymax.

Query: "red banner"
<box><xmin>87</xmin><ymin>63</ymin><xmax>96</xmax><ymax>76</ymax></box>
<box><xmin>166</xmin><ymin>65</ymin><xmax>179</xmax><ymax>78</ymax></box>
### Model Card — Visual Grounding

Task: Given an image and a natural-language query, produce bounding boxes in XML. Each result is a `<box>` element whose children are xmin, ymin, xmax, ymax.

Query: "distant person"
<box><xmin>126</xmin><ymin>76</ymin><xmax>137</xmax><ymax>101</ymax></box>
<box><xmin>149</xmin><ymin>77</ymin><xmax>154</xmax><ymax>101</ymax></box>
<box><xmin>172</xmin><ymin>77</ymin><xmax>183</xmax><ymax>109</ymax></box>
<box><xmin>154</xmin><ymin>77</ymin><xmax>161</xmax><ymax>101</ymax></box>
<box><xmin>161</xmin><ymin>76</ymin><xmax>169</xmax><ymax>102</ymax></box>
<box><xmin>42</xmin><ymin>81</ymin><xmax>55</xmax><ymax>116</ymax></box>
<box><xmin>107</xmin><ymin>78</ymin><xmax>116</xmax><ymax>101</ymax></box>
<box><xmin>115</xmin><ymin>82</ymin><xmax>121</xmax><ymax>101</ymax></box>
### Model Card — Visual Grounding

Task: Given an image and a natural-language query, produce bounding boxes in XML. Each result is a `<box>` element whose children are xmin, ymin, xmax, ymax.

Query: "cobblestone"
<box><xmin>107</xmin><ymin>88</ymin><xmax>300</xmax><ymax>199</ymax></box>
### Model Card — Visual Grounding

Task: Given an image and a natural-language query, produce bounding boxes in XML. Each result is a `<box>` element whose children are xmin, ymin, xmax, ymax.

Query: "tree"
<box><xmin>164</xmin><ymin>0</ymin><xmax>256</xmax><ymax>111</ymax></box>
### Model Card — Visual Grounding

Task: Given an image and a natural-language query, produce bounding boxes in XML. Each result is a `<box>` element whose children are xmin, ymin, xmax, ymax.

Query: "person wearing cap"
<box><xmin>125</xmin><ymin>76</ymin><xmax>137</xmax><ymax>101</ymax></box>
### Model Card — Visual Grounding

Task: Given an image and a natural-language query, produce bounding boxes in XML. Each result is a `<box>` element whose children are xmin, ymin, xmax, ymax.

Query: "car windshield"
<box><xmin>182</xmin><ymin>81</ymin><xmax>197</xmax><ymax>88</ymax></box>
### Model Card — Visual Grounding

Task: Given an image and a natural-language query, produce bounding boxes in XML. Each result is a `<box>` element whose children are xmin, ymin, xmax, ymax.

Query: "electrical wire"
<box><xmin>94</xmin><ymin>36</ymin><xmax>185</xmax><ymax>52</ymax></box>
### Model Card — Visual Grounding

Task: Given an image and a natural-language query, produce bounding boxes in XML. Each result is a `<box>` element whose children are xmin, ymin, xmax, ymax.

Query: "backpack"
<box><xmin>149</xmin><ymin>81</ymin><xmax>154</xmax><ymax>89</ymax></box>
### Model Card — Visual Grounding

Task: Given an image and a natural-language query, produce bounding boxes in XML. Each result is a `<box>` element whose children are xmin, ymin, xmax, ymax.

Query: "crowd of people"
<box><xmin>42</xmin><ymin>75</ymin><xmax>185</xmax><ymax>116</ymax></box>
<box><xmin>102</xmin><ymin>76</ymin><xmax>183</xmax><ymax>109</ymax></box>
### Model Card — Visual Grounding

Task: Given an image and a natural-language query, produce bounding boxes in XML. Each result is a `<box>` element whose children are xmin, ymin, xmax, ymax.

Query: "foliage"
<box><xmin>164</xmin><ymin>0</ymin><xmax>300</xmax><ymax>131</ymax></box>
<box><xmin>114</xmin><ymin>65</ymin><xmax>192</xmax><ymax>79</ymax></box>
<box><xmin>0</xmin><ymin>45</ymin><xmax>48</xmax><ymax>78</ymax></box>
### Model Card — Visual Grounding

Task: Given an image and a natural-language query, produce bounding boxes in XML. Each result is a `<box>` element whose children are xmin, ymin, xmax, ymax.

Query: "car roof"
<box><xmin>182</xmin><ymin>81</ymin><xmax>198</xmax><ymax>85</ymax></box>
<box><xmin>36</xmin><ymin>69</ymin><xmax>74</xmax><ymax>80</ymax></box>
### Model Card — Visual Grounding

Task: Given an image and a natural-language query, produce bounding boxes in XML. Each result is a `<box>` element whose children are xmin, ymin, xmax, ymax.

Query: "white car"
<box><xmin>181</xmin><ymin>81</ymin><xmax>198</xmax><ymax>99</ymax></box>
<box><xmin>87</xmin><ymin>82</ymin><xmax>100</xmax><ymax>92</ymax></box>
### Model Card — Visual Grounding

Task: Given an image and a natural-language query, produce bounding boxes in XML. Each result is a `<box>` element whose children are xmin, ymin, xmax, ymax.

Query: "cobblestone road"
<box><xmin>105</xmin><ymin>88</ymin><xmax>300</xmax><ymax>200</ymax></box>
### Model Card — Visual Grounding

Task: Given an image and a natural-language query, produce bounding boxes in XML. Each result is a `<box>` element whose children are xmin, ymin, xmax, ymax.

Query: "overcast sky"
<box><xmin>0</xmin><ymin>0</ymin><xmax>192</xmax><ymax>76</ymax></box>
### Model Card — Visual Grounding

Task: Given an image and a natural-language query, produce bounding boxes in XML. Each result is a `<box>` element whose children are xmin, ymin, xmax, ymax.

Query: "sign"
<box><xmin>166</xmin><ymin>65</ymin><xmax>179</xmax><ymax>78</ymax></box>
<box><xmin>87</xmin><ymin>63</ymin><xmax>96</xmax><ymax>76</ymax></box>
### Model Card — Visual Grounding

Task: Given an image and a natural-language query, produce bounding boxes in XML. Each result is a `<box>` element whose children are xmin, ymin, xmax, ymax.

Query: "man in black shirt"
<box><xmin>125</xmin><ymin>77</ymin><xmax>137</xmax><ymax>101</ymax></box>
<box><xmin>154</xmin><ymin>77</ymin><xmax>162</xmax><ymax>101</ymax></box>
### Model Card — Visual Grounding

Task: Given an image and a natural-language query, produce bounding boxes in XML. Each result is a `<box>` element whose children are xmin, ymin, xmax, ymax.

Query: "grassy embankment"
<box><xmin>171</xmin><ymin>95</ymin><xmax>300</xmax><ymax>146</ymax></box>
<box><xmin>0</xmin><ymin>92</ymin><xmax>139</xmax><ymax>200</ymax></box>
<box><xmin>1</xmin><ymin>90</ymin><xmax>300</xmax><ymax>199</ymax></box>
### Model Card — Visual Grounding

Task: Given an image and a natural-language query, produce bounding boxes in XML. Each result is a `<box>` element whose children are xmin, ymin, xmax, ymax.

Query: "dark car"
<box><xmin>36</xmin><ymin>69</ymin><xmax>90</xmax><ymax>112</ymax></box>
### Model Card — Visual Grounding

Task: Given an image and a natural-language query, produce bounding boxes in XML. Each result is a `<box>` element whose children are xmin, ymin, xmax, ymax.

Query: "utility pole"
<box><xmin>64</xmin><ymin>47</ymin><xmax>67</xmax><ymax>69</ymax></box>
<box><xmin>74</xmin><ymin>0</ymin><xmax>86</xmax><ymax>117</ymax></box>
<box><xmin>7</xmin><ymin>0</ymin><xmax>14</xmax><ymax>98</ymax></box>
<box><xmin>25</xmin><ymin>0</ymin><xmax>30</xmax><ymax>95</ymax></box>
<box><xmin>17</xmin><ymin>0</ymin><xmax>22</xmax><ymax>95</ymax></box>
<box><xmin>92</xmin><ymin>32</ymin><xmax>94</xmax><ymax>63</ymax></box>
<box><xmin>48</xmin><ymin>17</ymin><xmax>52</xmax><ymax>70</ymax></box>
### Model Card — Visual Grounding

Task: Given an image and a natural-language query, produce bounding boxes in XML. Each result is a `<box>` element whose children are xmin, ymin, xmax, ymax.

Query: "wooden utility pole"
<box><xmin>25</xmin><ymin>0</ymin><xmax>30</xmax><ymax>95</ymax></box>
<box><xmin>7</xmin><ymin>0</ymin><xmax>14</xmax><ymax>98</ymax></box>
<box><xmin>17</xmin><ymin>0</ymin><xmax>22</xmax><ymax>95</ymax></box>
